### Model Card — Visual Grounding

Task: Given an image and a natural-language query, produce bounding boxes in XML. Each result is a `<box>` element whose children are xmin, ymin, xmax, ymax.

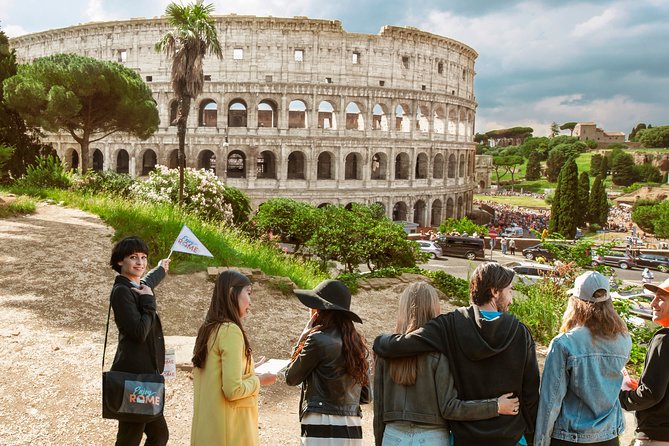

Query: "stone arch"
<box><xmin>459</xmin><ymin>153</ymin><xmax>465</xmax><ymax>178</ymax></box>
<box><xmin>431</xmin><ymin>199</ymin><xmax>443</xmax><ymax>226</ymax></box>
<box><xmin>446</xmin><ymin>197</ymin><xmax>454</xmax><ymax>219</ymax></box>
<box><xmin>413</xmin><ymin>199</ymin><xmax>426</xmax><ymax>226</ymax></box>
<box><xmin>415</xmin><ymin>152</ymin><xmax>428</xmax><ymax>179</ymax></box>
<box><xmin>257</xmin><ymin>150</ymin><xmax>276</xmax><ymax>179</ymax></box>
<box><xmin>395</xmin><ymin>152</ymin><xmax>410</xmax><ymax>180</ymax></box>
<box><xmin>64</xmin><ymin>147</ymin><xmax>79</xmax><ymax>171</ymax></box>
<box><xmin>227</xmin><ymin>150</ymin><xmax>246</xmax><ymax>178</ymax></box>
<box><xmin>433</xmin><ymin>154</ymin><xmax>444</xmax><ymax>179</ymax></box>
<box><xmin>168</xmin><ymin>149</ymin><xmax>179</xmax><ymax>169</ymax></box>
<box><xmin>457</xmin><ymin>196</ymin><xmax>464</xmax><ymax>218</ymax></box>
<box><xmin>169</xmin><ymin>100</ymin><xmax>178</xmax><ymax>126</ymax></box>
<box><xmin>392</xmin><ymin>201</ymin><xmax>408</xmax><ymax>221</ymax></box>
<box><xmin>433</xmin><ymin>106</ymin><xmax>446</xmax><ymax>134</ymax></box>
<box><xmin>141</xmin><ymin>149</ymin><xmax>157</xmax><ymax>175</ymax></box>
<box><xmin>468</xmin><ymin>111</ymin><xmax>475</xmax><ymax>141</ymax></box>
<box><xmin>317</xmin><ymin>203</ymin><xmax>330</xmax><ymax>208</ymax></box>
<box><xmin>289</xmin><ymin>100</ymin><xmax>308</xmax><ymax>129</ymax></box>
<box><xmin>257</xmin><ymin>99</ymin><xmax>278</xmax><ymax>128</ymax></box>
<box><xmin>318</xmin><ymin>101</ymin><xmax>337</xmax><ymax>130</ymax></box>
<box><xmin>478</xmin><ymin>180</ymin><xmax>487</xmax><ymax>191</ymax></box>
<box><xmin>228</xmin><ymin>99</ymin><xmax>248</xmax><ymax>127</ymax></box>
<box><xmin>199</xmin><ymin>99</ymin><xmax>218</xmax><ymax>127</ymax></box>
<box><xmin>345</xmin><ymin>101</ymin><xmax>365</xmax><ymax>130</ymax></box>
<box><xmin>458</xmin><ymin>109</ymin><xmax>467</xmax><ymax>140</ymax></box>
<box><xmin>395</xmin><ymin>103</ymin><xmax>411</xmax><ymax>132</ymax></box>
<box><xmin>345</xmin><ymin>152</ymin><xmax>363</xmax><ymax>180</ymax></box>
<box><xmin>372</xmin><ymin>103</ymin><xmax>389</xmax><ymax>131</ymax></box>
<box><xmin>448</xmin><ymin>108</ymin><xmax>457</xmax><ymax>136</ymax></box>
<box><xmin>287</xmin><ymin>150</ymin><xmax>306</xmax><ymax>179</ymax></box>
<box><xmin>447</xmin><ymin>153</ymin><xmax>456</xmax><ymax>178</ymax></box>
<box><xmin>317</xmin><ymin>151</ymin><xmax>334</xmax><ymax>179</ymax></box>
<box><xmin>371</xmin><ymin>152</ymin><xmax>387</xmax><ymax>180</ymax></box>
<box><xmin>415</xmin><ymin>105</ymin><xmax>429</xmax><ymax>133</ymax></box>
<box><xmin>198</xmin><ymin>149</ymin><xmax>216</xmax><ymax>173</ymax></box>
<box><xmin>116</xmin><ymin>149</ymin><xmax>129</xmax><ymax>174</ymax></box>
<box><xmin>344</xmin><ymin>202</ymin><xmax>355</xmax><ymax>210</ymax></box>
<box><xmin>92</xmin><ymin>149</ymin><xmax>104</xmax><ymax>172</ymax></box>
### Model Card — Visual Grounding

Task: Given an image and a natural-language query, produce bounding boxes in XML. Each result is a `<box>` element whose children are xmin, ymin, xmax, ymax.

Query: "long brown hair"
<box><xmin>192</xmin><ymin>270</ymin><xmax>252</xmax><ymax>369</ymax></box>
<box><xmin>560</xmin><ymin>292</ymin><xmax>628</xmax><ymax>339</ymax></box>
<box><xmin>294</xmin><ymin>310</ymin><xmax>369</xmax><ymax>385</ymax></box>
<box><xmin>388</xmin><ymin>282</ymin><xmax>440</xmax><ymax>385</ymax></box>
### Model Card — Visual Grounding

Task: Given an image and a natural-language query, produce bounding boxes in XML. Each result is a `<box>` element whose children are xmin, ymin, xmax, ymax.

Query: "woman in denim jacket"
<box><xmin>535</xmin><ymin>271</ymin><xmax>631</xmax><ymax>446</ymax></box>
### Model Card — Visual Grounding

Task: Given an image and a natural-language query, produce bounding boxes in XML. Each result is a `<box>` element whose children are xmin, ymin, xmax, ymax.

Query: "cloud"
<box><xmin>2</xmin><ymin>24</ymin><xmax>27</xmax><ymax>37</ymax></box>
<box><xmin>571</xmin><ymin>5</ymin><xmax>623</xmax><ymax>38</ymax></box>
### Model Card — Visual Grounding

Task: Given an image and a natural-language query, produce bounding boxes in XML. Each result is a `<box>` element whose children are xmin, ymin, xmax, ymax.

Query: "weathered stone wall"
<box><xmin>10</xmin><ymin>15</ymin><xmax>481</xmax><ymax>225</ymax></box>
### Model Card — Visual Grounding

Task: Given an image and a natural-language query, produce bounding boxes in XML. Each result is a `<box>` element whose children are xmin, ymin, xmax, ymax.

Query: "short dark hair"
<box><xmin>470</xmin><ymin>262</ymin><xmax>515</xmax><ymax>306</ymax></box>
<box><xmin>110</xmin><ymin>236</ymin><xmax>149</xmax><ymax>273</ymax></box>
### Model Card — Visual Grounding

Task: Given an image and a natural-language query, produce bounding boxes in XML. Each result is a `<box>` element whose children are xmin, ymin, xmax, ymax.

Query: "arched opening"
<box><xmin>371</xmin><ymin>152</ymin><xmax>387</xmax><ymax>180</ymax></box>
<box><xmin>446</xmin><ymin>197</ymin><xmax>454</xmax><ymax>219</ymax></box>
<box><xmin>317</xmin><ymin>203</ymin><xmax>330</xmax><ymax>208</ymax></box>
<box><xmin>416</xmin><ymin>105</ymin><xmax>429</xmax><ymax>133</ymax></box>
<box><xmin>372</xmin><ymin>104</ymin><xmax>388</xmax><ymax>131</ymax></box>
<box><xmin>459</xmin><ymin>153</ymin><xmax>465</xmax><ymax>178</ymax></box>
<box><xmin>448</xmin><ymin>108</ymin><xmax>457</xmax><ymax>136</ymax></box>
<box><xmin>433</xmin><ymin>154</ymin><xmax>444</xmax><ymax>179</ymax></box>
<box><xmin>92</xmin><ymin>149</ymin><xmax>103</xmax><ymax>172</ymax></box>
<box><xmin>227</xmin><ymin>150</ymin><xmax>246</xmax><ymax>178</ymax></box>
<box><xmin>288</xmin><ymin>100</ymin><xmax>308</xmax><ymax>129</ymax></box>
<box><xmin>457</xmin><ymin>196</ymin><xmax>464</xmax><ymax>218</ymax></box>
<box><xmin>65</xmin><ymin>148</ymin><xmax>79</xmax><ymax>171</ymax></box>
<box><xmin>257</xmin><ymin>151</ymin><xmax>276</xmax><ymax>179</ymax></box>
<box><xmin>345</xmin><ymin>152</ymin><xmax>361</xmax><ymax>180</ymax></box>
<box><xmin>198</xmin><ymin>150</ymin><xmax>216</xmax><ymax>173</ymax></box>
<box><xmin>287</xmin><ymin>151</ymin><xmax>305</xmax><ymax>179</ymax></box>
<box><xmin>458</xmin><ymin>109</ymin><xmax>467</xmax><ymax>140</ymax></box>
<box><xmin>344</xmin><ymin>203</ymin><xmax>355</xmax><ymax>210</ymax></box>
<box><xmin>392</xmin><ymin>201</ymin><xmax>408</xmax><ymax>221</ymax></box>
<box><xmin>415</xmin><ymin>153</ymin><xmax>428</xmax><ymax>179</ymax></box>
<box><xmin>433</xmin><ymin>107</ymin><xmax>446</xmax><ymax>134</ymax></box>
<box><xmin>345</xmin><ymin>102</ymin><xmax>364</xmax><ymax>130</ymax></box>
<box><xmin>318</xmin><ymin>101</ymin><xmax>337</xmax><ymax>130</ymax></box>
<box><xmin>447</xmin><ymin>154</ymin><xmax>456</xmax><ymax>178</ymax></box>
<box><xmin>199</xmin><ymin>99</ymin><xmax>218</xmax><ymax>127</ymax></box>
<box><xmin>395</xmin><ymin>104</ymin><xmax>410</xmax><ymax>132</ymax></box>
<box><xmin>431</xmin><ymin>199</ymin><xmax>443</xmax><ymax>226</ymax></box>
<box><xmin>478</xmin><ymin>180</ymin><xmax>487</xmax><ymax>191</ymax></box>
<box><xmin>116</xmin><ymin>150</ymin><xmax>129</xmax><ymax>174</ymax></box>
<box><xmin>168</xmin><ymin>149</ymin><xmax>179</xmax><ymax>169</ymax></box>
<box><xmin>228</xmin><ymin>99</ymin><xmax>247</xmax><ymax>128</ymax></box>
<box><xmin>169</xmin><ymin>100</ymin><xmax>178</xmax><ymax>126</ymax></box>
<box><xmin>395</xmin><ymin>153</ymin><xmax>410</xmax><ymax>180</ymax></box>
<box><xmin>257</xmin><ymin>100</ymin><xmax>277</xmax><ymax>128</ymax></box>
<box><xmin>317</xmin><ymin>152</ymin><xmax>333</xmax><ymax>180</ymax></box>
<box><xmin>414</xmin><ymin>200</ymin><xmax>426</xmax><ymax>227</ymax></box>
<box><xmin>142</xmin><ymin>149</ymin><xmax>157</xmax><ymax>175</ymax></box>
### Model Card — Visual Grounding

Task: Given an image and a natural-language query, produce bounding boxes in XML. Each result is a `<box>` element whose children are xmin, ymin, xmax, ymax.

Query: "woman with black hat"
<box><xmin>285</xmin><ymin>280</ymin><xmax>370</xmax><ymax>445</ymax></box>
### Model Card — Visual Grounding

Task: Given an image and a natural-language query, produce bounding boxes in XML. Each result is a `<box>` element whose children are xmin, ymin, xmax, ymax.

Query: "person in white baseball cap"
<box><xmin>535</xmin><ymin>271</ymin><xmax>631</xmax><ymax>446</ymax></box>
<box><xmin>620</xmin><ymin>278</ymin><xmax>669</xmax><ymax>445</ymax></box>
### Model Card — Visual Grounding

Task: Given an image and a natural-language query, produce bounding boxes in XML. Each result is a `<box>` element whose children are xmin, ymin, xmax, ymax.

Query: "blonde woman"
<box><xmin>535</xmin><ymin>271</ymin><xmax>631</xmax><ymax>446</ymax></box>
<box><xmin>374</xmin><ymin>282</ymin><xmax>520</xmax><ymax>446</ymax></box>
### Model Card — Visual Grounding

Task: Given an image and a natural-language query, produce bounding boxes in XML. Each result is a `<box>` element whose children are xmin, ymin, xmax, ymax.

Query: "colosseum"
<box><xmin>9</xmin><ymin>15</ymin><xmax>484</xmax><ymax>226</ymax></box>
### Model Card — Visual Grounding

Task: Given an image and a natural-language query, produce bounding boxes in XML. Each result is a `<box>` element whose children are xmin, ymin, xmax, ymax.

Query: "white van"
<box><xmin>501</xmin><ymin>226</ymin><xmax>524</xmax><ymax>238</ymax></box>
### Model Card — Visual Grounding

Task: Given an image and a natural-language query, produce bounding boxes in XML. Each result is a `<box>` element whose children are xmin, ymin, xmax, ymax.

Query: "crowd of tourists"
<box><xmin>475</xmin><ymin>200</ymin><xmax>551</xmax><ymax>233</ymax></box>
<box><xmin>105</xmin><ymin>235</ymin><xmax>669</xmax><ymax>446</ymax></box>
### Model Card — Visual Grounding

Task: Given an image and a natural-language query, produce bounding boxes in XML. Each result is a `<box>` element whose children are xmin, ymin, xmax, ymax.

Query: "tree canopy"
<box><xmin>638</xmin><ymin>125</ymin><xmax>669</xmax><ymax>148</ymax></box>
<box><xmin>559</xmin><ymin>122</ymin><xmax>577</xmax><ymax>136</ymax></box>
<box><xmin>3</xmin><ymin>53</ymin><xmax>159</xmax><ymax>172</ymax></box>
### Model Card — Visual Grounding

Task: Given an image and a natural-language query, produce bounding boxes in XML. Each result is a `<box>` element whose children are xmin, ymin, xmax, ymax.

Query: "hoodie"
<box><xmin>373</xmin><ymin>305</ymin><xmax>540</xmax><ymax>446</ymax></box>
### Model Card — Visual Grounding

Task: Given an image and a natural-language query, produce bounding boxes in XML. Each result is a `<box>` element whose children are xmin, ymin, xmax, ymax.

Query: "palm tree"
<box><xmin>155</xmin><ymin>1</ymin><xmax>222</xmax><ymax>205</ymax></box>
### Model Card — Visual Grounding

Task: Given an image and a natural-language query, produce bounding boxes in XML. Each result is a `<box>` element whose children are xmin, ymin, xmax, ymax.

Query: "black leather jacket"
<box><xmin>285</xmin><ymin>326</ymin><xmax>370</xmax><ymax>420</ymax></box>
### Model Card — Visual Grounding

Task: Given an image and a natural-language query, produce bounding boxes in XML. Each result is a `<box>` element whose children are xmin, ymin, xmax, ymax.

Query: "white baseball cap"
<box><xmin>567</xmin><ymin>271</ymin><xmax>611</xmax><ymax>303</ymax></box>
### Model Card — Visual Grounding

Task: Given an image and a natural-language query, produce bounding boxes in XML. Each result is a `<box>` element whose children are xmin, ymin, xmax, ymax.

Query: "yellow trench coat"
<box><xmin>191</xmin><ymin>323</ymin><xmax>260</xmax><ymax>446</ymax></box>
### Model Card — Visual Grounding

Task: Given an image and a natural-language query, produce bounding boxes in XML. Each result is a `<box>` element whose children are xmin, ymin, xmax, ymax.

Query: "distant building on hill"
<box><xmin>573</xmin><ymin>122</ymin><xmax>625</xmax><ymax>146</ymax></box>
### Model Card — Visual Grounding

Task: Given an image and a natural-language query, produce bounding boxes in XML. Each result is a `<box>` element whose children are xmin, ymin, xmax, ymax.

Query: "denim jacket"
<box><xmin>534</xmin><ymin>327</ymin><xmax>631</xmax><ymax>446</ymax></box>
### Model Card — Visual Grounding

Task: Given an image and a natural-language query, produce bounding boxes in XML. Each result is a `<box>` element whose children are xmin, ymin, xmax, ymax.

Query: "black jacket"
<box><xmin>620</xmin><ymin>328</ymin><xmax>669</xmax><ymax>441</ymax></box>
<box><xmin>374</xmin><ymin>306</ymin><xmax>540</xmax><ymax>446</ymax></box>
<box><xmin>110</xmin><ymin>265</ymin><xmax>166</xmax><ymax>374</ymax></box>
<box><xmin>285</xmin><ymin>326</ymin><xmax>370</xmax><ymax>420</ymax></box>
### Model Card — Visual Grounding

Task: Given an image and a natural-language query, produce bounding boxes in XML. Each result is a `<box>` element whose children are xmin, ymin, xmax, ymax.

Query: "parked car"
<box><xmin>521</xmin><ymin>243</ymin><xmax>568</xmax><ymax>261</ymax></box>
<box><xmin>417</xmin><ymin>240</ymin><xmax>442</xmax><ymax>259</ymax></box>
<box><xmin>634</xmin><ymin>253</ymin><xmax>669</xmax><ymax>272</ymax></box>
<box><xmin>503</xmin><ymin>261</ymin><xmax>555</xmax><ymax>284</ymax></box>
<box><xmin>501</xmin><ymin>226</ymin><xmax>524</xmax><ymax>238</ymax></box>
<box><xmin>591</xmin><ymin>251</ymin><xmax>637</xmax><ymax>269</ymax></box>
<box><xmin>435</xmin><ymin>236</ymin><xmax>485</xmax><ymax>260</ymax></box>
<box><xmin>624</xmin><ymin>236</ymin><xmax>645</xmax><ymax>246</ymax></box>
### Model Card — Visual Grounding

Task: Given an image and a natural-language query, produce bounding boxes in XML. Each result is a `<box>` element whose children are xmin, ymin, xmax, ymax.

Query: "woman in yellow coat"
<box><xmin>191</xmin><ymin>270</ymin><xmax>277</xmax><ymax>445</ymax></box>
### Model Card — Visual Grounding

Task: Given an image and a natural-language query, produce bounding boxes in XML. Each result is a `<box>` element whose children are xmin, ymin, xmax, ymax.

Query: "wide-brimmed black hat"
<box><xmin>293</xmin><ymin>280</ymin><xmax>362</xmax><ymax>324</ymax></box>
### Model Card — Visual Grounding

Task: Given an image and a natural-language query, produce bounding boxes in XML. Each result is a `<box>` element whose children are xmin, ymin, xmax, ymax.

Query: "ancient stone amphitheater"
<box><xmin>10</xmin><ymin>15</ymin><xmax>484</xmax><ymax>225</ymax></box>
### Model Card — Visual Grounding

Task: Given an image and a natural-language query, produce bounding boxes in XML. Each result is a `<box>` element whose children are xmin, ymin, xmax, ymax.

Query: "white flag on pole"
<box><xmin>170</xmin><ymin>225</ymin><xmax>214</xmax><ymax>257</ymax></box>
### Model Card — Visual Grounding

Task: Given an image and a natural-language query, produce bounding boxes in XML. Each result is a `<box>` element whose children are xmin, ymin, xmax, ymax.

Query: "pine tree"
<box><xmin>548</xmin><ymin>169</ymin><xmax>563</xmax><ymax>233</ymax></box>
<box><xmin>598</xmin><ymin>182</ymin><xmax>610</xmax><ymax>227</ymax></box>
<box><xmin>557</xmin><ymin>159</ymin><xmax>579</xmax><ymax>238</ymax></box>
<box><xmin>590</xmin><ymin>153</ymin><xmax>602</xmax><ymax>177</ymax></box>
<box><xmin>577</xmin><ymin>172</ymin><xmax>590</xmax><ymax>227</ymax></box>
<box><xmin>525</xmin><ymin>151</ymin><xmax>541</xmax><ymax>181</ymax></box>
<box><xmin>612</xmin><ymin>153</ymin><xmax>637</xmax><ymax>186</ymax></box>
<box><xmin>600</xmin><ymin>156</ymin><xmax>609</xmax><ymax>179</ymax></box>
<box><xmin>588</xmin><ymin>175</ymin><xmax>604</xmax><ymax>225</ymax></box>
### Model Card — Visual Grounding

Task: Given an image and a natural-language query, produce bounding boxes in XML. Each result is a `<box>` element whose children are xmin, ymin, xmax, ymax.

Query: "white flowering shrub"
<box><xmin>129</xmin><ymin>165</ymin><xmax>235</xmax><ymax>224</ymax></box>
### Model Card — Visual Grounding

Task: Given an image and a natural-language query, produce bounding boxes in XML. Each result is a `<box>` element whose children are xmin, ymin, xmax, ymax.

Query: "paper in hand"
<box><xmin>255</xmin><ymin>358</ymin><xmax>290</xmax><ymax>375</ymax></box>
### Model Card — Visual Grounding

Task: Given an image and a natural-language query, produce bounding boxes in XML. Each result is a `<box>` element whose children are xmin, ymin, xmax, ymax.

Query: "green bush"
<box><xmin>613</xmin><ymin>298</ymin><xmax>656</xmax><ymax>377</ymax></box>
<box><xmin>429</xmin><ymin>270</ymin><xmax>470</xmax><ymax>306</ymax></box>
<box><xmin>510</xmin><ymin>279</ymin><xmax>569</xmax><ymax>345</ymax></box>
<box><xmin>17</xmin><ymin>155</ymin><xmax>72</xmax><ymax>189</ymax></box>
<box><xmin>439</xmin><ymin>217</ymin><xmax>487</xmax><ymax>236</ymax></box>
<box><xmin>72</xmin><ymin>170</ymin><xmax>134</xmax><ymax>197</ymax></box>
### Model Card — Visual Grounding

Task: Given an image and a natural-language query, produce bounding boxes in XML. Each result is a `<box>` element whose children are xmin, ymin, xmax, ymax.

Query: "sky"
<box><xmin>2</xmin><ymin>0</ymin><xmax>668</xmax><ymax>138</ymax></box>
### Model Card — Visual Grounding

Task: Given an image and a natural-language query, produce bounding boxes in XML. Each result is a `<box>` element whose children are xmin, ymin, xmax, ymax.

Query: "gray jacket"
<box><xmin>285</xmin><ymin>327</ymin><xmax>370</xmax><ymax>420</ymax></box>
<box><xmin>373</xmin><ymin>352</ymin><xmax>498</xmax><ymax>446</ymax></box>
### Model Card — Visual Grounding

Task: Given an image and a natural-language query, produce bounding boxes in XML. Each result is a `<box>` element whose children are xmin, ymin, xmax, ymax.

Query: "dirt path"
<box><xmin>0</xmin><ymin>202</ymin><xmax>445</xmax><ymax>445</ymax></box>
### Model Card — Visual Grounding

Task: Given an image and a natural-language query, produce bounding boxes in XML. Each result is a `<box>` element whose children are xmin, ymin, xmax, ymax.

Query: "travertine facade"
<box><xmin>10</xmin><ymin>15</ymin><xmax>480</xmax><ymax>225</ymax></box>
<box><xmin>574</xmin><ymin>122</ymin><xmax>625</xmax><ymax>146</ymax></box>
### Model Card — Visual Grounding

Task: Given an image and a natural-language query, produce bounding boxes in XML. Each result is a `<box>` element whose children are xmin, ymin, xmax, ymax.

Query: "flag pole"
<box><xmin>167</xmin><ymin>250</ymin><xmax>173</xmax><ymax>259</ymax></box>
